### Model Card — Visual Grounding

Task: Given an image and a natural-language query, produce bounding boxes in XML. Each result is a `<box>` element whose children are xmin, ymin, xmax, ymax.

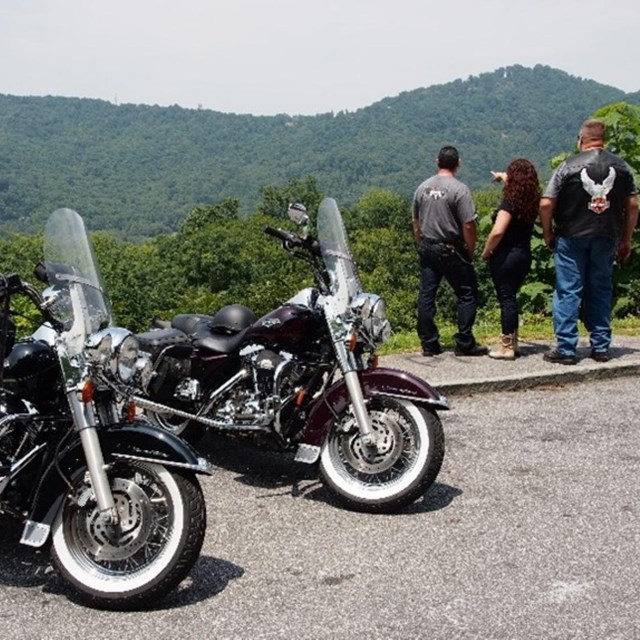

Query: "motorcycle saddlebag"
<box><xmin>136</xmin><ymin>328</ymin><xmax>190</xmax><ymax>359</ymax></box>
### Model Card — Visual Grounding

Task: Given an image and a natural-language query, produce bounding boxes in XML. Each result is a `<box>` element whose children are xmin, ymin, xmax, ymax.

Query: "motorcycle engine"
<box><xmin>210</xmin><ymin>347</ymin><xmax>309</xmax><ymax>431</ymax></box>
<box><xmin>0</xmin><ymin>392</ymin><xmax>39</xmax><ymax>474</ymax></box>
<box><xmin>254</xmin><ymin>349</ymin><xmax>283</xmax><ymax>395</ymax></box>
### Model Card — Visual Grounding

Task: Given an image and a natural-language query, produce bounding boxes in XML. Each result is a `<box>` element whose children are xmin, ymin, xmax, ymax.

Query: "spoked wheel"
<box><xmin>51</xmin><ymin>461</ymin><xmax>206</xmax><ymax>610</ymax></box>
<box><xmin>319</xmin><ymin>398</ymin><xmax>444</xmax><ymax>513</ymax></box>
<box><xmin>147</xmin><ymin>406</ymin><xmax>205</xmax><ymax>445</ymax></box>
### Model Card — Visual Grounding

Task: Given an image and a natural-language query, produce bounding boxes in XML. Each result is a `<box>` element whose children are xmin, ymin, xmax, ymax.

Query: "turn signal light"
<box><xmin>81</xmin><ymin>380</ymin><xmax>95</xmax><ymax>403</ymax></box>
<box><xmin>125</xmin><ymin>401</ymin><xmax>137</xmax><ymax>423</ymax></box>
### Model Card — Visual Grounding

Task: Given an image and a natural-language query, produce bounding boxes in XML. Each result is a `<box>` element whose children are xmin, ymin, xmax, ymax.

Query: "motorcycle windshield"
<box><xmin>317</xmin><ymin>198</ymin><xmax>361</xmax><ymax>307</ymax></box>
<box><xmin>43</xmin><ymin>208</ymin><xmax>112</xmax><ymax>356</ymax></box>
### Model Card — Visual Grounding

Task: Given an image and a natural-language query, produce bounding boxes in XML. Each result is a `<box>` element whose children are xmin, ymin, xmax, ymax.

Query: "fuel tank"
<box><xmin>4</xmin><ymin>339</ymin><xmax>62</xmax><ymax>409</ymax></box>
<box><xmin>244</xmin><ymin>303</ymin><xmax>325</xmax><ymax>352</ymax></box>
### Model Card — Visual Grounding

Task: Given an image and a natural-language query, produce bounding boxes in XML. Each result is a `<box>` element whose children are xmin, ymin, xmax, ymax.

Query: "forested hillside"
<box><xmin>1</xmin><ymin>64</ymin><xmax>637</xmax><ymax>237</ymax></box>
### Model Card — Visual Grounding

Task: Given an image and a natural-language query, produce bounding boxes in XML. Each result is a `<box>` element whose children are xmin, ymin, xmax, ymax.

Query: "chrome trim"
<box><xmin>111</xmin><ymin>453</ymin><xmax>213</xmax><ymax>475</ymax></box>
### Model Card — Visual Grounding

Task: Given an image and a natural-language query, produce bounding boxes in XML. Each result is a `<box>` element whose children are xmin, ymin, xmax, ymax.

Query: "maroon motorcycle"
<box><xmin>133</xmin><ymin>198</ymin><xmax>448</xmax><ymax>512</ymax></box>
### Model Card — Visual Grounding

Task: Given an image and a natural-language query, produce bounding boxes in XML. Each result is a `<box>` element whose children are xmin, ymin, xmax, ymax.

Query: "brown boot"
<box><xmin>514</xmin><ymin>330</ymin><xmax>520</xmax><ymax>357</ymax></box>
<box><xmin>489</xmin><ymin>334</ymin><xmax>516</xmax><ymax>360</ymax></box>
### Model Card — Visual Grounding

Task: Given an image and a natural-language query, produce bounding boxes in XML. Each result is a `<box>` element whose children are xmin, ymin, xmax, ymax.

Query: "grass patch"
<box><xmin>378</xmin><ymin>312</ymin><xmax>640</xmax><ymax>355</ymax></box>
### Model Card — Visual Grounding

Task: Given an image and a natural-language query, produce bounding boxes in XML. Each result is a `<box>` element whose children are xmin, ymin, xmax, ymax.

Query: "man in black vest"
<box><xmin>540</xmin><ymin>119</ymin><xmax>638</xmax><ymax>364</ymax></box>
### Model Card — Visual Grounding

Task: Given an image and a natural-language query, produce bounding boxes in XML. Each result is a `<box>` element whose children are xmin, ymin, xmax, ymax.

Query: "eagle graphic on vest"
<box><xmin>580</xmin><ymin>166</ymin><xmax>616</xmax><ymax>214</ymax></box>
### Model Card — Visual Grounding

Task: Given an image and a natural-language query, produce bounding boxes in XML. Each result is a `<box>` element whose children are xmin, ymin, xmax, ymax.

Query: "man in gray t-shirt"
<box><xmin>412</xmin><ymin>146</ymin><xmax>487</xmax><ymax>357</ymax></box>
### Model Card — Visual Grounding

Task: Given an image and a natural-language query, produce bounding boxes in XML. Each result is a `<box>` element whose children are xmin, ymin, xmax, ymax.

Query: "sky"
<box><xmin>1</xmin><ymin>0</ymin><xmax>639</xmax><ymax>116</ymax></box>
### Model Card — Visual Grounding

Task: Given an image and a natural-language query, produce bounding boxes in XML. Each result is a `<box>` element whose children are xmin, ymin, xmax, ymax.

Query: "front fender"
<box><xmin>101</xmin><ymin>421</ymin><xmax>212</xmax><ymax>474</ymax></box>
<box><xmin>299</xmin><ymin>367</ymin><xmax>449</xmax><ymax>447</ymax></box>
<box><xmin>21</xmin><ymin>421</ymin><xmax>212</xmax><ymax>547</ymax></box>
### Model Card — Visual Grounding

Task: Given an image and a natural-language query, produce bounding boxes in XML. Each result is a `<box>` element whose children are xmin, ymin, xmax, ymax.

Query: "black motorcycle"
<box><xmin>0</xmin><ymin>208</ymin><xmax>210</xmax><ymax>610</ymax></box>
<box><xmin>134</xmin><ymin>198</ymin><xmax>449</xmax><ymax>513</ymax></box>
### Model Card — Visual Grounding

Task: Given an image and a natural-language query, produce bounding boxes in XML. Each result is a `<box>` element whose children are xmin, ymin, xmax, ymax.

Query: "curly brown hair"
<box><xmin>503</xmin><ymin>158</ymin><xmax>541</xmax><ymax>225</ymax></box>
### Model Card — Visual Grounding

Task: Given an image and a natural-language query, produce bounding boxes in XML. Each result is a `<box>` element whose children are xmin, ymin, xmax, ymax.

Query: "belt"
<box><xmin>423</xmin><ymin>237</ymin><xmax>463</xmax><ymax>249</ymax></box>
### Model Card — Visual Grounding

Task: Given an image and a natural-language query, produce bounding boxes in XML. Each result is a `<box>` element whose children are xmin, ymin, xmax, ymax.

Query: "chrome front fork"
<box><xmin>67</xmin><ymin>387</ymin><xmax>118</xmax><ymax>522</ymax></box>
<box><xmin>334</xmin><ymin>342</ymin><xmax>376</xmax><ymax>446</ymax></box>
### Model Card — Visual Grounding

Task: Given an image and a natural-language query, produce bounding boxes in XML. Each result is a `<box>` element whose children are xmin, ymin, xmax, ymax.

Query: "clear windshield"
<box><xmin>43</xmin><ymin>208</ymin><xmax>112</xmax><ymax>356</ymax></box>
<box><xmin>316</xmin><ymin>198</ymin><xmax>361</xmax><ymax>308</ymax></box>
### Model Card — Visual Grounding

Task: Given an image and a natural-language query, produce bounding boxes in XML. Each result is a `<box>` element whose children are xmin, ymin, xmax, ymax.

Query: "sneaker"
<box><xmin>454</xmin><ymin>344</ymin><xmax>489</xmax><ymax>357</ymax></box>
<box><xmin>422</xmin><ymin>346</ymin><xmax>443</xmax><ymax>357</ymax></box>
<box><xmin>543</xmin><ymin>348</ymin><xmax>577</xmax><ymax>365</ymax></box>
<box><xmin>590</xmin><ymin>350</ymin><xmax>611</xmax><ymax>363</ymax></box>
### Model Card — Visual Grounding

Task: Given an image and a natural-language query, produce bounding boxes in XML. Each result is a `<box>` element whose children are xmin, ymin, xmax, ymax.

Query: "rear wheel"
<box><xmin>51</xmin><ymin>461</ymin><xmax>206</xmax><ymax>610</ymax></box>
<box><xmin>319</xmin><ymin>398</ymin><xmax>444</xmax><ymax>513</ymax></box>
<box><xmin>147</xmin><ymin>406</ymin><xmax>205</xmax><ymax>445</ymax></box>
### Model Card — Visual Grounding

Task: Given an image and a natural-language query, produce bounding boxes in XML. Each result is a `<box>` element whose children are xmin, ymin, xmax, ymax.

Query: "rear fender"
<box><xmin>21</xmin><ymin>421</ymin><xmax>211</xmax><ymax>547</ymax></box>
<box><xmin>299</xmin><ymin>367</ymin><xmax>449</xmax><ymax>447</ymax></box>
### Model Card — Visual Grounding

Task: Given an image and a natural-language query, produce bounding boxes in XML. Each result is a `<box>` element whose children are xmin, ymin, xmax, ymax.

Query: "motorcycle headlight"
<box><xmin>85</xmin><ymin>330</ymin><xmax>113</xmax><ymax>367</ymax></box>
<box><xmin>113</xmin><ymin>332</ymin><xmax>140</xmax><ymax>383</ymax></box>
<box><xmin>86</xmin><ymin>327</ymin><xmax>141</xmax><ymax>384</ymax></box>
<box><xmin>370</xmin><ymin>297</ymin><xmax>392</xmax><ymax>343</ymax></box>
<box><xmin>350</xmin><ymin>293</ymin><xmax>391</xmax><ymax>344</ymax></box>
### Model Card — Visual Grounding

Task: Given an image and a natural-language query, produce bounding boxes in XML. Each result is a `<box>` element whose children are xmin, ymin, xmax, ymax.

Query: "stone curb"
<box><xmin>433</xmin><ymin>360</ymin><xmax>640</xmax><ymax>396</ymax></box>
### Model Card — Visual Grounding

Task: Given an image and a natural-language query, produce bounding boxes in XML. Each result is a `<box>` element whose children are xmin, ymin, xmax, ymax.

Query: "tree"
<box><xmin>180</xmin><ymin>197</ymin><xmax>241</xmax><ymax>233</ymax></box>
<box><xmin>345</xmin><ymin>188</ymin><xmax>411</xmax><ymax>231</ymax></box>
<box><xmin>256</xmin><ymin>176</ymin><xmax>323</xmax><ymax>219</ymax></box>
<box><xmin>593</xmin><ymin>102</ymin><xmax>640</xmax><ymax>178</ymax></box>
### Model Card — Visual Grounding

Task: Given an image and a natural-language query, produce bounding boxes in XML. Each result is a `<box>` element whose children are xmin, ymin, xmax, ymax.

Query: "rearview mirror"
<box><xmin>287</xmin><ymin>203</ymin><xmax>309</xmax><ymax>227</ymax></box>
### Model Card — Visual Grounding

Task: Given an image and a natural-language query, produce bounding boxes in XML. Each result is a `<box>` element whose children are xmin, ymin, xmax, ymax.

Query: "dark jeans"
<box><xmin>417</xmin><ymin>240</ymin><xmax>480</xmax><ymax>351</ymax></box>
<box><xmin>489</xmin><ymin>245</ymin><xmax>531</xmax><ymax>334</ymax></box>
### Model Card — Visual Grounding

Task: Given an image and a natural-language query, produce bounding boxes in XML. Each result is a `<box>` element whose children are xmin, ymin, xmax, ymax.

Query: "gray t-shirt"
<box><xmin>412</xmin><ymin>174</ymin><xmax>477</xmax><ymax>242</ymax></box>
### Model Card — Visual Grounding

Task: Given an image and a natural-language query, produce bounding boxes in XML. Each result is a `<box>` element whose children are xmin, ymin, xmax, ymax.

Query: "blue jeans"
<box><xmin>417</xmin><ymin>240</ymin><xmax>480</xmax><ymax>351</ymax></box>
<box><xmin>553</xmin><ymin>236</ymin><xmax>616</xmax><ymax>355</ymax></box>
<box><xmin>489</xmin><ymin>245</ymin><xmax>531</xmax><ymax>334</ymax></box>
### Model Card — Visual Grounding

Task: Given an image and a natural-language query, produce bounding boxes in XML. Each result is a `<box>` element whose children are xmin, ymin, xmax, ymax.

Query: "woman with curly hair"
<box><xmin>481</xmin><ymin>158</ymin><xmax>541</xmax><ymax>359</ymax></box>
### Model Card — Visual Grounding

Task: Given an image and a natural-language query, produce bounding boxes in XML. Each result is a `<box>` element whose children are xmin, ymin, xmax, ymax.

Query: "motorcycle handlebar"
<box><xmin>263</xmin><ymin>226</ymin><xmax>294</xmax><ymax>243</ymax></box>
<box><xmin>0</xmin><ymin>271</ymin><xmax>63</xmax><ymax>330</ymax></box>
<box><xmin>0</xmin><ymin>273</ymin><xmax>24</xmax><ymax>298</ymax></box>
<box><xmin>263</xmin><ymin>226</ymin><xmax>322</xmax><ymax>260</ymax></box>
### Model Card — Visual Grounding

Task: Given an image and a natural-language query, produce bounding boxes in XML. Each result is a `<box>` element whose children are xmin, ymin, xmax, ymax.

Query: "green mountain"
<box><xmin>1</xmin><ymin>64</ymin><xmax>637</xmax><ymax>237</ymax></box>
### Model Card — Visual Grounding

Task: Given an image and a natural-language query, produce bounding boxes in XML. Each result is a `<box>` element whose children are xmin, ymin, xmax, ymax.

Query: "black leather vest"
<box><xmin>554</xmin><ymin>149</ymin><xmax>635</xmax><ymax>238</ymax></box>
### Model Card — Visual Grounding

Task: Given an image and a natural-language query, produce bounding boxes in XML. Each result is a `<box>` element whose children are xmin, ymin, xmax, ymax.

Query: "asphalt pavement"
<box><xmin>381</xmin><ymin>333</ymin><xmax>640</xmax><ymax>396</ymax></box>
<box><xmin>3</xmin><ymin>332</ymin><xmax>640</xmax><ymax>638</ymax></box>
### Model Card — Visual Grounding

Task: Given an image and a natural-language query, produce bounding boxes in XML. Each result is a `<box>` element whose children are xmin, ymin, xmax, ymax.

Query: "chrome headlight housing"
<box><xmin>115</xmin><ymin>332</ymin><xmax>141</xmax><ymax>383</ymax></box>
<box><xmin>86</xmin><ymin>327</ymin><xmax>147</xmax><ymax>384</ymax></box>
<box><xmin>85</xmin><ymin>329</ymin><xmax>113</xmax><ymax>367</ymax></box>
<box><xmin>350</xmin><ymin>292</ymin><xmax>392</xmax><ymax>344</ymax></box>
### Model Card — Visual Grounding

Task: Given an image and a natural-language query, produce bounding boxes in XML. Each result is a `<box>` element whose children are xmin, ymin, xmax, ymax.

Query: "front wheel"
<box><xmin>319</xmin><ymin>398</ymin><xmax>444</xmax><ymax>513</ymax></box>
<box><xmin>51</xmin><ymin>462</ymin><xmax>206</xmax><ymax>610</ymax></box>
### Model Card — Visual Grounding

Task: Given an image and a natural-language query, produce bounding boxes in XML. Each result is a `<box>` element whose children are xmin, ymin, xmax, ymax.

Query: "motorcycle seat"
<box><xmin>192</xmin><ymin>326</ymin><xmax>248</xmax><ymax>355</ymax></box>
<box><xmin>171</xmin><ymin>314</ymin><xmax>216</xmax><ymax>336</ymax></box>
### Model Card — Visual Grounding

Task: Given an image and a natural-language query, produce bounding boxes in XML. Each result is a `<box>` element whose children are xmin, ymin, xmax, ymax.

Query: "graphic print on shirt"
<box><xmin>580</xmin><ymin>167</ymin><xmax>616</xmax><ymax>214</ymax></box>
<box><xmin>425</xmin><ymin>187</ymin><xmax>446</xmax><ymax>200</ymax></box>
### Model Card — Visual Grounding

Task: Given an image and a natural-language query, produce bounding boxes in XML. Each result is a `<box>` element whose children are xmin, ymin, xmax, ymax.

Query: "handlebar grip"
<box><xmin>264</xmin><ymin>226</ymin><xmax>303</xmax><ymax>248</ymax></box>
<box><xmin>264</xmin><ymin>226</ymin><xmax>290</xmax><ymax>241</ymax></box>
<box><xmin>0</xmin><ymin>273</ymin><xmax>23</xmax><ymax>296</ymax></box>
<box><xmin>264</xmin><ymin>226</ymin><xmax>319</xmax><ymax>254</ymax></box>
